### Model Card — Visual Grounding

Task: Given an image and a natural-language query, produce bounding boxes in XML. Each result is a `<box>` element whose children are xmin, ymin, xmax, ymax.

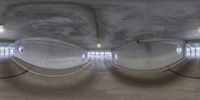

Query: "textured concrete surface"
<box><xmin>0</xmin><ymin>0</ymin><xmax>200</xmax><ymax>100</ymax></box>
<box><xmin>0</xmin><ymin>59</ymin><xmax>199</xmax><ymax>100</ymax></box>
<box><xmin>14</xmin><ymin>38</ymin><xmax>87</xmax><ymax>69</ymax></box>
<box><xmin>0</xmin><ymin>0</ymin><xmax>200</xmax><ymax>48</ymax></box>
<box><xmin>113</xmin><ymin>40</ymin><xmax>184</xmax><ymax>70</ymax></box>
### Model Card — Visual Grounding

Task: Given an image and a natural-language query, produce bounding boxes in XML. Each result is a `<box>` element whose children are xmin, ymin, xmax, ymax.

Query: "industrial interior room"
<box><xmin>0</xmin><ymin>0</ymin><xmax>200</xmax><ymax>100</ymax></box>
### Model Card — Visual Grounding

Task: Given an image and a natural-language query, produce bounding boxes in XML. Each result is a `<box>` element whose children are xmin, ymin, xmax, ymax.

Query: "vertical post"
<box><xmin>183</xmin><ymin>42</ymin><xmax>186</xmax><ymax>58</ymax></box>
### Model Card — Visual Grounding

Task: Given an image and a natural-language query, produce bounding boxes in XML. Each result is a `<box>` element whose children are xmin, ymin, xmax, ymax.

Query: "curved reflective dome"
<box><xmin>112</xmin><ymin>38</ymin><xmax>185</xmax><ymax>72</ymax></box>
<box><xmin>11</xmin><ymin>37</ymin><xmax>88</xmax><ymax>77</ymax></box>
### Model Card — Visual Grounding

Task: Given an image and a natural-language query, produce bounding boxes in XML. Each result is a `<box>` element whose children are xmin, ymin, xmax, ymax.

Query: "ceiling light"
<box><xmin>198</xmin><ymin>27</ymin><xmax>200</xmax><ymax>32</ymax></box>
<box><xmin>97</xmin><ymin>43</ymin><xmax>101</xmax><ymax>48</ymax></box>
<box><xmin>0</xmin><ymin>25</ymin><xmax>5</xmax><ymax>33</ymax></box>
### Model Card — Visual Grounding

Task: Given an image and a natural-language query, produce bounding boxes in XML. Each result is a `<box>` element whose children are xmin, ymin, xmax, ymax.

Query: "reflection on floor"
<box><xmin>0</xmin><ymin>59</ymin><xmax>199</xmax><ymax>100</ymax></box>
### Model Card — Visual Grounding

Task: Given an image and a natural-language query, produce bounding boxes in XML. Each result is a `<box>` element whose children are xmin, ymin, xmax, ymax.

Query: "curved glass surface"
<box><xmin>11</xmin><ymin>37</ymin><xmax>88</xmax><ymax>77</ymax></box>
<box><xmin>112</xmin><ymin>38</ymin><xmax>185</xmax><ymax>72</ymax></box>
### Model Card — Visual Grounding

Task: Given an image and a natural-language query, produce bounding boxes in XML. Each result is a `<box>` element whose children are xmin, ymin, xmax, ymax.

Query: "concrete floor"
<box><xmin>0</xmin><ymin>59</ymin><xmax>200</xmax><ymax>100</ymax></box>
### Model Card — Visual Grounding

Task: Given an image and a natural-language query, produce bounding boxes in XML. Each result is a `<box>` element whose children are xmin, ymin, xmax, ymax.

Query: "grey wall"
<box><xmin>14</xmin><ymin>38</ymin><xmax>87</xmax><ymax>69</ymax></box>
<box><xmin>113</xmin><ymin>40</ymin><xmax>184</xmax><ymax>71</ymax></box>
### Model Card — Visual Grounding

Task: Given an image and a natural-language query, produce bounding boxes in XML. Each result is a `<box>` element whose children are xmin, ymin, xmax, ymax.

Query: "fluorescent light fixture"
<box><xmin>0</xmin><ymin>25</ymin><xmax>4</xmax><ymax>32</ymax></box>
<box><xmin>97</xmin><ymin>43</ymin><xmax>101</xmax><ymax>48</ymax></box>
<box><xmin>0</xmin><ymin>25</ymin><xmax>4</xmax><ymax>33</ymax></box>
<box><xmin>82</xmin><ymin>54</ymin><xmax>86</xmax><ymax>60</ymax></box>
<box><xmin>114</xmin><ymin>54</ymin><xmax>118</xmax><ymax>60</ymax></box>
<box><xmin>176</xmin><ymin>46</ymin><xmax>182</xmax><ymax>54</ymax></box>
<box><xmin>198</xmin><ymin>28</ymin><xmax>200</xmax><ymax>32</ymax></box>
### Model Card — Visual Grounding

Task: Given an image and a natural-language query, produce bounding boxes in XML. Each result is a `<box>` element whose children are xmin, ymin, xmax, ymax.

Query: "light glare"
<box><xmin>97</xmin><ymin>43</ymin><xmax>101</xmax><ymax>48</ymax></box>
<box><xmin>0</xmin><ymin>25</ymin><xmax>4</xmax><ymax>33</ymax></box>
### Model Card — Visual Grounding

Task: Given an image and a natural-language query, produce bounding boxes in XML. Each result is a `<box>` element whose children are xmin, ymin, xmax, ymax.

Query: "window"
<box><xmin>185</xmin><ymin>44</ymin><xmax>200</xmax><ymax>58</ymax></box>
<box><xmin>87</xmin><ymin>50</ymin><xmax>112</xmax><ymax>61</ymax></box>
<box><xmin>0</xmin><ymin>44</ymin><xmax>15</xmax><ymax>58</ymax></box>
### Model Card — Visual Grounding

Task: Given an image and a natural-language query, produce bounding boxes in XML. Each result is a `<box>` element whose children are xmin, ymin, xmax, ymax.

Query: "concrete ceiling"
<box><xmin>0</xmin><ymin>0</ymin><xmax>200</xmax><ymax>49</ymax></box>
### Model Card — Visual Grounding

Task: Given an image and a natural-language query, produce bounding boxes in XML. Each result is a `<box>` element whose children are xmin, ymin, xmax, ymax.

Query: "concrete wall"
<box><xmin>13</xmin><ymin>38</ymin><xmax>87</xmax><ymax>69</ymax></box>
<box><xmin>113</xmin><ymin>40</ymin><xmax>184</xmax><ymax>71</ymax></box>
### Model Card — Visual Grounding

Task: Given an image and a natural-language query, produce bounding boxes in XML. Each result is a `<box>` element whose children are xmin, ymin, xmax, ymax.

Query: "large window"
<box><xmin>0</xmin><ymin>44</ymin><xmax>15</xmax><ymax>58</ymax></box>
<box><xmin>186</xmin><ymin>44</ymin><xmax>200</xmax><ymax>58</ymax></box>
<box><xmin>87</xmin><ymin>50</ymin><xmax>112</xmax><ymax>61</ymax></box>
